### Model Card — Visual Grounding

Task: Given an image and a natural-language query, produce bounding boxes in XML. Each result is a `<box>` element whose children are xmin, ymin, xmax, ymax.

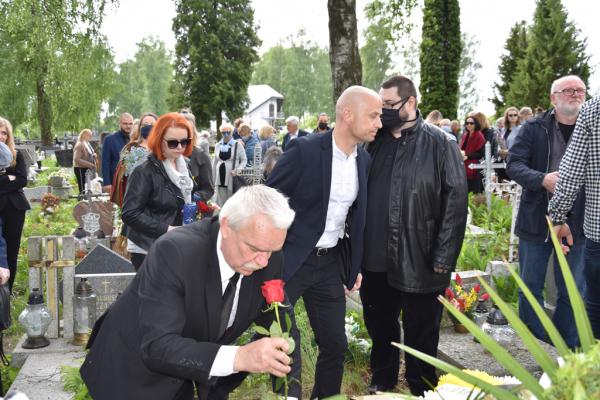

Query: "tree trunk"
<box><xmin>328</xmin><ymin>0</ymin><xmax>362</xmax><ymax>104</ymax></box>
<box><xmin>36</xmin><ymin>61</ymin><xmax>53</xmax><ymax>146</ymax></box>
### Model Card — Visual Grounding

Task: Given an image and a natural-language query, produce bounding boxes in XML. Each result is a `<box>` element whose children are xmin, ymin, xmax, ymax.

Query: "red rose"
<box><xmin>474</xmin><ymin>284</ymin><xmax>481</xmax><ymax>293</ymax></box>
<box><xmin>455</xmin><ymin>274</ymin><xmax>462</xmax><ymax>285</ymax></box>
<box><xmin>481</xmin><ymin>293</ymin><xmax>490</xmax><ymax>301</ymax></box>
<box><xmin>261</xmin><ymin>279</ymin><xmax>285</xmax><ymax>304</ymax></box>
<box><xmin>197</xmin><ymin>201</ymin><xmax>213</xmax><ymax>214</ymax></box>
<box><xmin>445</xmin><ymin>287</ymin><xmax>454</xmax><ymax>299</ymax></box>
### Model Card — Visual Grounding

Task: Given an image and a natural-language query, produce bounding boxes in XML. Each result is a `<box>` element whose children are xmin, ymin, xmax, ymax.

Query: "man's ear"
<box><xmin>220</xmin><ymin>217</ymin><xmax>231</xmax><ymax>239</ymax></box>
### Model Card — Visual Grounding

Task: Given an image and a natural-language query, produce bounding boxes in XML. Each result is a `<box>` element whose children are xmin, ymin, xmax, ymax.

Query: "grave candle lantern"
<box><xmin>18</xmin><ymin>288</ymin><xmax>52</xmax><ymax>349</ymax></box>
<box><xmin>73</xmin><ymin>278</ymin><xmax>97</xmax><ymax>346</ymax></box>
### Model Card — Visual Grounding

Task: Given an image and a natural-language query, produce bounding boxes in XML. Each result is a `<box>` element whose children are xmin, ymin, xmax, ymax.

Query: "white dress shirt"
<box><xmin>208</xmin><ymin>232</ymin><xmax>243</xmax><ymax>377</ymax></box>
<box><xmin>315</xmin><ymin>132</ymin><xmax>359</xmax><ymax>248</ymax></box>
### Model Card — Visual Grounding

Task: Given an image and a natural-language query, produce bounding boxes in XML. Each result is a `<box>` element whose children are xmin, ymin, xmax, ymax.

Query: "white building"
<box><xmin>243</xmin><ymin>84</ymin><xmax>284</xmax><ymax>129</ymax></box>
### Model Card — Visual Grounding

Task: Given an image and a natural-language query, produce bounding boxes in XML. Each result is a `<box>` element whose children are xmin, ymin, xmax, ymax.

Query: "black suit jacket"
<box><xmin>267</xmin><ymin>130</ymin><xmax>370</xmax><ymax>289</ymax></box>
<box><xmin>80</xmin><ymin>218</ymin><xmax>299</xmax><ymax>400</ymax></box>
<box><xmin>0</xmin><ymin>151</ymin><xmax>31</xmax><ymax>211</ymax></box>
<box><xmin>281</xmin><ymin>129</ymin><xmax>309</xmax><ymax>151</ymax></box>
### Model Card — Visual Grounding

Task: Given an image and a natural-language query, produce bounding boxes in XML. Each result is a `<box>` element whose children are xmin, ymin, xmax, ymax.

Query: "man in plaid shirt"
<box><xmin>549</xmin><ymin>94</ymin><xmax>600</xmax><ymax>339</ymax></box>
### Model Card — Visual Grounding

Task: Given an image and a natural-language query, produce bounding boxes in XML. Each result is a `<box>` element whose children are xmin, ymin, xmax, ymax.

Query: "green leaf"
<box><xmin>285</xmin><ymin>313</ymin><xmax>292</xmax><ymax>333</ymax></box>
<box><xmin>393</xmin><ymin>342</ymin><xmax>520</xmax><ymax>400</ymax></box>
<box><xmin>269</xmin><ymin>321</ymin><xmax>282</xmax><ymax>338</ymax></box>
<box><xmin>477</xmin><ymin>276</ymin><xmax>558</xmax><ymax>380</ymax></box>
<box><xmin>253</xmin><ymin>326</ymin><xmax>270</xmax><ymax>336</ymax></box>
<box><xmin>546</xmin><ymin>217</ymin><xmax>595</xmax><ymax>352</ymax></box>
<box><xmin>286</xmin><ymin>337</ymin><xmax>295</xmax><ymax>355</ymax></box>
<box><xmin>443</xmin><ymin>297</ymin><xmax>545</xmax><ymax>397</ymax></box>
<box><xmin>275</xmin><ymin>377</ymin><xmax>284</xmax><ymax>391</ymax></box>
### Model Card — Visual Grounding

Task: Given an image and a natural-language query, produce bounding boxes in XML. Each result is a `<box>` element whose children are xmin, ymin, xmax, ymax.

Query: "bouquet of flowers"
<box><xmin>40</xmin><ymin>192</ymin><xmax>60</xmax><ymax>215</ymax></box>
<box><xmin>444</xmin><ymin>274</ymin><xmax>489</xmax><ymax>320</ymax></box>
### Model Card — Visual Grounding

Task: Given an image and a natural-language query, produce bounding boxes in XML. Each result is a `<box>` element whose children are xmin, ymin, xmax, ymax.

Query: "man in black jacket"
<box><xmin>506</xmin><ymin>75</ymin><xmax>587</xmax><ymax>348</ymax></box>
<box><xmin>281</xmin><ymin>116</ymin><xmax>309</xmax><ymax>151</ymax></box>
<box><xmin>361</xmin><ymin>75</ymin><xmax>468</xmax><ymax>396</ymax></box>
<box><xmin>80</xmin><ymin>186</ymin><xmax>301</xmax><ymax>400</ymax></box>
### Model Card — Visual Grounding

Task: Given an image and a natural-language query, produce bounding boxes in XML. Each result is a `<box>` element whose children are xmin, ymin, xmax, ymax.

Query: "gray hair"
<box><xmin>219</xmin><ymin>185</ymin><xmax>295</xmax><ymax>230</ymax></box>
<box><xmin>550</xmin><ymin>75</ymin><xmax>584</xmax><ymax>94</ymax></box>
<box><xmin>285</xmin><ymin>116</ymin><xmax>299</xmax><ymax>126</ymax></box>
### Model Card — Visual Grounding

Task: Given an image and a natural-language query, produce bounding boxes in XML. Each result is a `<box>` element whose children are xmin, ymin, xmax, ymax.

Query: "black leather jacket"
<box><xmin>122</xmin><ymin>154</ymin><xmax>186</xmax><ymax>251</ymax></box>
<box><xmin>367</xmin><ymin>116</ymin><xmax>468</xmax><ymax>293</ymax></box>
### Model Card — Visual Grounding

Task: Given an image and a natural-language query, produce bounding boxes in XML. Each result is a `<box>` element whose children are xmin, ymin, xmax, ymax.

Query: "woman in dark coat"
<box><xmin>121</xmin><ymin>113</ymin><xmax>195</xmax><ymax>270</ymax></box>
<box><xmin>459</xmin><ymin>116</ymin><xmax>486</xmax><ymax>193</ymax></box>
<box><xmin>0</xmin><ymin>117</ymin><xmax>31</xmax><ymax>291</ymax></box>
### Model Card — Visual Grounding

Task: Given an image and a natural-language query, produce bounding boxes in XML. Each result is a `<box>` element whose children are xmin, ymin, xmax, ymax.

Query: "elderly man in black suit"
<box><xmin>80</xmin><ymin>185</ymin><xmax>301</xmax><ymax>400</ymax></box>
<box><xmin>267</xmin><ymin>85</ymin><xmax>382</xmax><ymax>398</ymax></box>
<box><xmin>281</xmin><ymin>116</ymin><xmax>309</xmax><ymax>151</ymax></box>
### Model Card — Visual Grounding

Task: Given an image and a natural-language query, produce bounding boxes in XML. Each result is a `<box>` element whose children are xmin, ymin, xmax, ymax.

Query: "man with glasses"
<box><xmin>361</xmin><ymin>75</ymin><xmax>468</xmax><ymax>396</ymax></box>
<box><xmin>507</xmin><ymin>75</ymin><xmax>587</xmax><ymax>348</ymax></box>
<box><xmin>549</xmin><ymin>94</ymin><xmax>600</xmax><ymax>340</ymax></box>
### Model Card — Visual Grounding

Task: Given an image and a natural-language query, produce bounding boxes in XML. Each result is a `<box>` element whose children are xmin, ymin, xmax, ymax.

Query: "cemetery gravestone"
<box><xmin>23</xmin><ymin>186</ymin><xmax>51</xmax><ymax>203</ymax></box>
<box><xmin>72</xmin><ymin>200</ymin><xmax>114</xmax><ymax>237</ymax></box>
<box><xmin>75</xmin><ymin>244</ymin><xmax>135</xmax><ymax>316</ymax></box>
<box><xmin>15</xmin><ymin>144</ymin><xmax>37</xmax><ymax>167</ymax></box>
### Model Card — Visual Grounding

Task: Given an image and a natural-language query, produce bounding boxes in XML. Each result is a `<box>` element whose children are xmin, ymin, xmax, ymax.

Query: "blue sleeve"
<box><xmin>102</xmin><ymin>137</ymin><xmax>113</xmax><ymax>186</ymax></box>
<box><xmin>266</xmin><ymin>138</ymin><xmax>302</xmax><ymax>198</ymax></box>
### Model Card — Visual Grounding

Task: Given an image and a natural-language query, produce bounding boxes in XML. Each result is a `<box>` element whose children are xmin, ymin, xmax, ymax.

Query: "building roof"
<box><xmin>247</xmin><ymin>84</ymin><xmax>284</xmax><ymax>114</ymax></box>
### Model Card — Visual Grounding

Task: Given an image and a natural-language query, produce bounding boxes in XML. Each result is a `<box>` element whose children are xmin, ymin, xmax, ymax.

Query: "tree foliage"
<box><xmin>491</xmin><ymin>21</ymin><xmax>528</xmax><ymax>117</ymax></box>
<box><xmin>505</xmin><ymin>0</ymin><xmax>590</xmax><ymax>110</ymax></box>
<box><xmin>252</xmin><ymin>35</ymin><xmax>334</xmax><ymax>119</ymax></box>
<box><xmin>0</xmin><ymin>0</ymin><xmax>115</xmax><ymax>143</ymax></box>
<box><xmin>418</xmin><ymin>0</ymin><xmax>462</xmax><ymax>119</ymax></box>
<box><xmin>172</xmin><ymin>0</ymin><xmax>260</xmax><ymax>131</ymax></box>
<box><xmin>106</xmin><ymin>37</ymin><xmax>173</xmax><ymax>126</ymax></box>
<box><xmin>360</xmin><ymin>24</ymin><xmax>392</xmax><ymax>91</ymax></box>
<box><xmin>458</xmin><ymin>33</ymin><xmax>483</xmax><ymax>119</ymax></box>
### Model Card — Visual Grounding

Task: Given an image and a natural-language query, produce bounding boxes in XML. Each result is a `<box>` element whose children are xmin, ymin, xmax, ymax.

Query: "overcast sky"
<box><xmin>100</xmin><ymin>0</ymin><xmax>600</xmax><ymax>115</ymax></box>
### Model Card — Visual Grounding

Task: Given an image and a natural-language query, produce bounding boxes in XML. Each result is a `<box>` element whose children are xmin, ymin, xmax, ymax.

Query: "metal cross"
<box><xmin>236</xmin><ymin>142</ymin><xmax>264</xmax><ymax>185</ymax></box>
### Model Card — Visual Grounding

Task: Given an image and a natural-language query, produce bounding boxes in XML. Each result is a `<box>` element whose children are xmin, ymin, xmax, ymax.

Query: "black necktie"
<box><xmin>219</xmin><ymin>273</ymin><xmax>240</xmax><ymax>338</ymax></box>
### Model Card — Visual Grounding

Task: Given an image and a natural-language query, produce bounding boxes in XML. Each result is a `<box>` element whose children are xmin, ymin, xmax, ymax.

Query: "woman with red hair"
<box><xmin>121</xmin><ymin>112</ymin><xmax>195</xmax><ymax>270</ymax></box>
<box><xmin>459</xmin><ymin>116</ymin><xmax>486</xmax><ymax>193</ymax></box>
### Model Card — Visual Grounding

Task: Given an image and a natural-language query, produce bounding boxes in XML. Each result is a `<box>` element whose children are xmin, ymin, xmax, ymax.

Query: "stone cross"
<box><xmin>236</xmin><ymin>142</ymin><xmax>264</xmax><ymax>185</ymax></box>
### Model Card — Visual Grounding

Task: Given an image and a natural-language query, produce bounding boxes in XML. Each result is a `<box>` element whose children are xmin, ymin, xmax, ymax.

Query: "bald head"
<box><xmin>334</xmin><ymin>85</ymin><xmax>382</xmax><ymax>149</ymax></box>
<box><xmin>336</xmin><ymin>86</ymin><xmax>381</xmax><ymax>116</ymax></box>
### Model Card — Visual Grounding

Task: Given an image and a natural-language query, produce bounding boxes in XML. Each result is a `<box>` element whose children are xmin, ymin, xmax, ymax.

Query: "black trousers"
<box><xmin>74</xmin><ymin>167</ymin><xmax>90</xmax><ymax>194</ymax></box>
<box><xmin>360</xmin><ymin>270</ymin><xmax>443</xmax><ymax>396</ymax></box>
<box><xmin>0</xmin><ymin>204</ymin><xmax>26</xmax><ymax>292</ymax></box>
<box><xmin>285</xmin><ymin>247</ymin><xmax>347</xmax><ymax>399</ymax></box>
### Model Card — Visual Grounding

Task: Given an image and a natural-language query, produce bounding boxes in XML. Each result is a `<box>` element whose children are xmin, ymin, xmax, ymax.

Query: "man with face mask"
<box><xmin>361</xmin><ymin>75</ymin><xmax>468</xmax><ymax>396</ymax></box>
<box><xmin>313</xmin><ymin>113</ymin><xmax>330</xmax><ymax>134</ymax></box>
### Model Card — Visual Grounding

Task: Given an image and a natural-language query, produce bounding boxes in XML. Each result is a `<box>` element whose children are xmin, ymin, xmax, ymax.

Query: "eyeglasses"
<box><xmin>382</xmin><ymin>97</ymin><xmax>408</xmax><ymax>110</ymax></box>
<box><xmin>164</xmin><ymin>138</ymin><xmax>191</xmax><ymax>149</ymax></box>
<box><xmin>508</xmin><ymin>114</ymin><xmax>518</xmax><ymax>117</ymax></box>
<box><xmin>554</xmin><ymin>88</ymin><xmax>586</xmax><ymax>96</ymax></box>
<box><xmin>465</xmin><ymin>122</ymin><xmax>475</xmax><ymax>125</ymax></box>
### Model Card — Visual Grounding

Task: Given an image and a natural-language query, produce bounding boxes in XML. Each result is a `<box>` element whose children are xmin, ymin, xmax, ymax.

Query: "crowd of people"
<box><xmin>1</xmin><ymin>72</ymin><xmax>598</xmax><ymax>399</ymax></box>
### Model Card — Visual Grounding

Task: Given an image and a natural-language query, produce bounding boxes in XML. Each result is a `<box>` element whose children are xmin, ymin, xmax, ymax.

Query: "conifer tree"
<box><xmin>418</xmin><ymin>0</ymin><xmax>462</xmax><ymax>119</ymax></box>
<box><xmin>172</xmin><ymin>0</ymin><xmax>260</xmax><ymax>131</ymax></box>
<box><xmin>491</xmin><ymin>21</ymin><xmax>528</xmax><ymax>117</ymax></box>
<box><xmin>506</xmin><ymin>0</ymin><xmax>589</xmax><ymax>110</ymax></box>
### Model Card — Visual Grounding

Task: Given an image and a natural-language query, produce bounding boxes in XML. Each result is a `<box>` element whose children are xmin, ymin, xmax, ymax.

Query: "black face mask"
<box><xmin>380</xmin><ymin>97</ymin><xmax>416</xmax><ymax>131</ymax></box>
<box><xmin>318</xmin><ymin>122</ymin><xmax>328</xmax><ymax>130</ymax></box>
<box><xmin>140</xmin><ymin>124</ymin><xmax>153</xmax><ymax>139</ymax></box>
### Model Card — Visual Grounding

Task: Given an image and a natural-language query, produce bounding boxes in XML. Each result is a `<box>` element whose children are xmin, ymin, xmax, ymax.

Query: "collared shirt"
<box><xmin>549</xmin><ymin>95</ymin><xmax>600</xmax><ymax>241</ymax></box>
<box><xmin>208</xmin><ymin>232</ymin><xmax>243</xmax><ymax>377</ymax></box>
<box><xmin>316</xmin><ymin>132</ymin><xmax>359</xmax><ymax>248</ymax></box>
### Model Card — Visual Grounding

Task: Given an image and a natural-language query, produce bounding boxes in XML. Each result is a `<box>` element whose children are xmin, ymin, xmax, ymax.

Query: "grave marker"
<box><xmin>72</xmin><ymin>200</ymin><xmax>114</xmax><ymax>237</ymax></box>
